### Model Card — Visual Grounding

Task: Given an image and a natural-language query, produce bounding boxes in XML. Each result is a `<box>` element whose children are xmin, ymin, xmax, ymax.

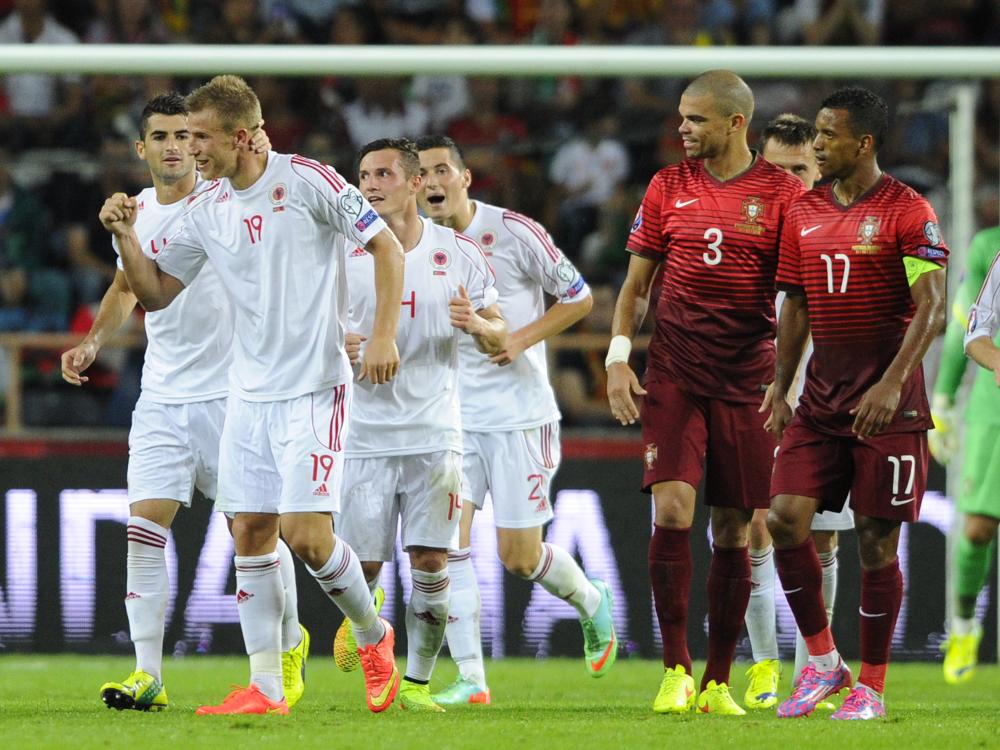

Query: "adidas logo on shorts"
<box><xmin>313</xmin><ymin>483</ymin><xmax>329</xmax><ymax>497</ymax></box>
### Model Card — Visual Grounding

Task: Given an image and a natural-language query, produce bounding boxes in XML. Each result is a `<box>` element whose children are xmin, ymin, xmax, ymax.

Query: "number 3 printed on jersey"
<box><xmin>703</xmin><ymin>227</ymin><xmax>723</xmax><ymax>266</ymax></box>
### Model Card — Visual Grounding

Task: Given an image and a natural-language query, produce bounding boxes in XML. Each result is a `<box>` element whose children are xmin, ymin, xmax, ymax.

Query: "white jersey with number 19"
<box><xmin>155</xmin><ymin>152</ymin><xmax>388</xmax><ymax>402</ymax></box>
<box><xmin>345</xmin><ymin>217</ymin><xmax>498</xmax><ymax>458</ymax></box>
<box><xmin>459</xmin><ymin>200</ymin><xmax>591</xmax><ymax>431</ymax></box>
<box><xmin>112</xmin><ymin>180</ymin><xmax>232</xmax><ymax>403</ymax></box>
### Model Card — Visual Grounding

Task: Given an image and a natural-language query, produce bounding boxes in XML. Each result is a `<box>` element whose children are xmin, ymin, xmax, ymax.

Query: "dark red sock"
<box><xmin>648</xmin><ymin>525</ymin><xmax>692</xmax><ymax>674</ymax></box>
<box><xmin>701</xmin><ymin>545</ymin><xmax>751</xmax><ymax>690</ymax></box>
<box><xmin>774</xmin><ymin>538</ymin><xmax>831</xmax><ymax>648</ymax></box>
<box><xmin>858</xmin><ymin>560</ymin><xmax>903</xmax><ymax>694</ymax></box>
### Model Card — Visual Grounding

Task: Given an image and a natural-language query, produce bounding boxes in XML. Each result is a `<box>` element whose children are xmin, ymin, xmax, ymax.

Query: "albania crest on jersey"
<box><xmin>735</xmin><ymin>196</ymin><xmax>765</xmax><ymax>235</ymax></box>
<box><xmin>853</xmin><ymin>215</ymin><xmax>882</xmax><ymax>254</ymax></box>
<box><xmin>270</xmin><ymin>183</ymin><xmax>287</xmax><ymax>212</ymax></box>
<box><xmin>431</xmin><ymin>248</ymin><xmax>450</xmax><ymax>276</ymax></box>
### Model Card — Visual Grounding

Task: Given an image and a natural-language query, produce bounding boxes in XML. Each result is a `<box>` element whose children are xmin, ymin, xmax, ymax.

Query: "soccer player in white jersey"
<box><xmin>415</xmin><ymin>135</ymin><xmax>617</xmax><ymax>705</ymax></box>
<box><xmin>965</xmin><ymin>251</ymin><xmax>1000</xmax><ymax>378</ymax></box>
<box><xmin>335</xmin><ymin>138</ymin><xmax>506</xmax><ymax>712</ymax></box>
<box><xmin>742</xmin><ymin>114</ymin><xmax>855</xmax><ymax>710</ymax></box>
<box><xmin>99</xmin><ymin>75</ymin><xmax>405</xmax><ymax>716</ymax></box>
<box><xmin>61</xmin><ymin>92</ymin><xmax>308</xmax><ymax>712</ymax></box>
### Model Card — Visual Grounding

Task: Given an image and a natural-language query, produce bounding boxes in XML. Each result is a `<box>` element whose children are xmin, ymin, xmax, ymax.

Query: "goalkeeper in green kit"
<box><xmin>932</xmin><ymin>227</ymin><xmax>1000</xmax><ymax>685</ymax></box>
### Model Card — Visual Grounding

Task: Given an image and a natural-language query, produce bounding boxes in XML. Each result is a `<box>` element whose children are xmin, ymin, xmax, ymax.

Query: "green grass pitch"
<box><xmin>1</xmin><ymin>656</ymin><xmax>997</xmax><ymax>749</ymax></box>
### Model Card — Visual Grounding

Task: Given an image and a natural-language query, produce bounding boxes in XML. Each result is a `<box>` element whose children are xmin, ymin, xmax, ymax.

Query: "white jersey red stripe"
<box><xmin>155</xmin><ymin>152</ymin><xmax>387</xmax><ymax>402</ymax></box>
<box><xmin>458</xmin><ymin>201</ymin><xmax>590</xmax><ymax>432</ymax></box>
<box><xmin>112</xmin><ymin>180</ymin><xmax>232</xmax><ymax>404</ymax></box>
<box><xmin>344</xmin><ymin>217</ymin><xmax>497</xmax><ymax>458</ymax></box>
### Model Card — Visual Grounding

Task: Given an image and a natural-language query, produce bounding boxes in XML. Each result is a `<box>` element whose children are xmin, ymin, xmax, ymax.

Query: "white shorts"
<box><xmin>463</xmin><ymin>422</ymin><xmax>560</xmax><ymax>529</ymax></box>
<box><xmin>337</xmin><ymin>450</ymin><xmax>462</xmax><ymax>561</ymax></box>
<box><xmin>127</xmin><ymin>397</ymin><xmax>226</xmax><ymax>505</ymax></box>
<box><xmin>215</xmin><ymin>385</ymin><xmax>350</xmax><ymax>515</ymax></box>
<box><xmin>811</xmin><ymin>497</ymin><xmax>855</xmax><ymax>532</ymax></box>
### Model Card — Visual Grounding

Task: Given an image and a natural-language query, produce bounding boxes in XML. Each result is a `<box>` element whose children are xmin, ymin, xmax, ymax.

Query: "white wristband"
<box><xmin>605</xmin><ymin>335</ymin><xmax>632</xmax><ymax>369</ymax></box>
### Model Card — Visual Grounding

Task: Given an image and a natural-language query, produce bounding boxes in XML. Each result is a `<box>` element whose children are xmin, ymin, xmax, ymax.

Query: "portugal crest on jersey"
<box><xmin>735</xmin><ymin>196</ymin><xmax>765</xmax><ymax>235</ymax></box>
<box><xmin>644</xmin><ymin>442</ymin><xmax>657</xmax><ymax>470</ymax></box>
<box><xmin>853</xmin><ymin>216</ymin><xmax>882</xmax><ymax>254</ymax></box>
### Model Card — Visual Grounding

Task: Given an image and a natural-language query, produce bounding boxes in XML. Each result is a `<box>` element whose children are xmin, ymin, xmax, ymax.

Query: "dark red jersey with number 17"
<box><xmin>776</xmin><ymin>174</ymin><xmax>948</xmax><ymax>435</ymax></box>
<box><xmin>626</xmin><ymin>155</ymin><xmax>805</xmax><ymax>403</ymax></box>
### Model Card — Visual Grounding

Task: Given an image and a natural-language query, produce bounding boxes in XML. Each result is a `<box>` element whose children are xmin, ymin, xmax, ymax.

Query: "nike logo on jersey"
<box><xmin>674</xmin><ymin>198</ymin><xmax>699</xmax><ymax>208</ymax></box>
<box><xmin>800</xmin><ymin>225</ymin><xmax>823</xmax><ymax>236</ymax></box>
<box><xmin>890</xmin><ymin>496</ymin><xmax>915</xmax><ymax>506</ymax></box>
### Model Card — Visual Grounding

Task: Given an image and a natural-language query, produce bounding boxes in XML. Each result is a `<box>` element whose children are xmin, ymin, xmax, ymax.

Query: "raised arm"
<box><xmin>360</xmin><ymin>227</ymin><xmax>404</xmax><ymax>384</ymax></box>
<box><xmin>60</xmin><ymin>269</ymin><xmax>137</xmax><ymax>385</ymax></box>
<box><xmin>101</xmin><ymin>193</ymin><xmax>185</xmax><ymax>312</ymax></box>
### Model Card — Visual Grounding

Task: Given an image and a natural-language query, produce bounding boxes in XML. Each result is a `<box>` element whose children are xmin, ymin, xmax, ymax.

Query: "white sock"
<box><xmin>809</xmin><ymin>648</ymin><xmax>842</xmax><ymax>673</ymax></box>
<box><xmin>234</xmin><ymin>552</ymin><xmax>284</xmax><ymax>701</ymax></box>
<box><xmin>275</xmin><ymin>539</ymin><xmax>301</xmax><ymax>652</ymax></box>
<box><xmin>794</xmin><ymin>547</ymin><xmax>839</xmax><ymax>681</ymax></box>
<box><xmin>125</xmin><ymin>516</ymin><xmax>170</xmax><ymax>681</ymax></box>
<box><xmin>952</xmin><ymin>616</ymin><xmax>977</xmax><ymax>636</ymax></box>
<box><xmin>405</xmin><ymin>567</ymin><xmax>450</xmax><ymax>682</ymax></box>
<box><xmin>745</xmin><ymin>546</ymin><xmax>779</xmax><ymax>662</ymax></box>
<box><xmin>525</xmin><ymin>543</ymin><xmax>600</xmax><ymax>619</ymax></box>
<box><xmin>308</xmin><ymin>538</ymin><xmax>385</xmax><ymax>647</ymax></box>
<box><xmin>444</xmin><ymin>548</ymin><xmax>486</xmax><ymax>688</ymax></box>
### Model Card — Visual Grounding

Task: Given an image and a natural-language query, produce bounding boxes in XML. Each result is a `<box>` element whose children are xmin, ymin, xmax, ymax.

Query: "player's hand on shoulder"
<box><xmin>849</xmin><ymin>378</ymin><xmax>902</xmax><ymax>439</ymax></box>
<box><xmin>760</xmin><ymin>382</ymin><xmax>793</xmax><ymax>443</ymax></box>
<box><xmin>345</xmin><ymin>332</ymin><xmax>366</xmax><ymax>367</ymax></box>
<box><xmin>99</xmin><ymin>193</ymin><xmax>137</xmax><ymax>234</ymax></box>
<box><xmin>606</xmin><ymin>362</ymin><xmax>646</xmax><ymax>426</ymax></box>
<box><xmin>60</xmin><ymin>340</ymin><xmax>98</xmax><ymax>386</ymax></box>
<box><xmin>247</xmin><ymin>119</ymin><xmax>270</xmax><ymax>154</ymax></box>
<box><xmin>359</xmin><ymin>334</ymin><xmax>399</xmax><ymax>385</ymax></box>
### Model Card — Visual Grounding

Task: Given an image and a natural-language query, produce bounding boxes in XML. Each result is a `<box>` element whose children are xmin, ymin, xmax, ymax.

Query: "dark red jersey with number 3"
<box><xmin>626</xmin><ymin>155</ymin><xmax>805</xmax><ymax>403</ymax></box>
<box><xmin>776</xmin><ymin>174</ymin><xmax>949</xmax><ymax>435</ymax></box>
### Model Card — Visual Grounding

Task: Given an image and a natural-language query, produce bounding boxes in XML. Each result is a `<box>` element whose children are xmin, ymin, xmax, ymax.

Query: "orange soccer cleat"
<box><xmin>195</xmin><ymin>684</ymin><xmax>289</xmax><ymax>716</ymax></box>
<box><xmin>357</xmin><ymin>618</ymin><xmax>401</xmax><ymax>713</ymax></box>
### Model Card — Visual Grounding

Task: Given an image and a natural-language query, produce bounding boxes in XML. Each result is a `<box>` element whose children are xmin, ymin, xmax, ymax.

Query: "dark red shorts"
<box><xmin>639</xmin><ymin>373</ymin><xmax>774</xmax><ymax>509</ymax></box>
<box><xmin>770</xmin><ymin>418</ymin><xmax>928</xmax><ymax>523</ymax></box>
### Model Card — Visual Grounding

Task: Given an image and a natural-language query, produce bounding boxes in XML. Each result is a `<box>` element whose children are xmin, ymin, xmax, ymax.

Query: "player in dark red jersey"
<box><xmin>764</xmin><ymin>87</ymin><xmax>947</xmax><ymax>721</ymax></box>
<box><xmin>606</xmin><ymin>69</ymin><xmax>805</xmax><ymax>715</ymax></box>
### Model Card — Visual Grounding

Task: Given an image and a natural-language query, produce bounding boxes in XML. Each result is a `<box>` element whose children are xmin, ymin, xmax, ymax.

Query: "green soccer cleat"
<box><xmin>399</xmin><ymin>679</ymin><xmax>446</xmax><ymax>712</ymax></box>
<box><xmin>432</xmin><ymin>677</ymin><xmax>491</xmax><ymax>706</ymax></box>
<box><xmin>100</xmin><ymin>670</ymin><xmax>168</xmax><ymax>712</ymax></box>
<box><xmin>282</xmin><ymin>623</ymin><xmax>310</xmax><ymax>708</ymax></box>
<box><xmin>942</xmin><ymin>625</ymin><xmax>983</xmax><ymax>685</ymax></box>
<box><xmin>334</xmin><ymin>586</ymin><xmax>385</xmax><ymax>672</ymax></box>
<box><xmin>744</xmin><ymin>658</ymin><xmax>781</xmax><ymax>709</ymax></box>
<box><xmin>581</xmin><ymin>579</ymin><xmax>617</xmax><ymax>677</ymax></box>
<box><xmin>697</xmin><ymin>680</ymin><xmax>747</xmax><ymax>716</ymax></box>
<box><xmin>653</xmin><ymin>664</ymin><xmax>696</xmax><ymax>714</ymax></box>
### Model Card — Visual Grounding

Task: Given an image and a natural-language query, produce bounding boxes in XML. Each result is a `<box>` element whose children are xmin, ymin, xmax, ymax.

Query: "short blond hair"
<box><xmin>186</xmin><ymin>75</ymin><xmax>262</xmax><ymax>133</ymax></box>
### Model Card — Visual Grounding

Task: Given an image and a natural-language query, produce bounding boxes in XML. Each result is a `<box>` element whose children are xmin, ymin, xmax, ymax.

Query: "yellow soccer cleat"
<box><xmin>281</xmin><ymin>623</ymin><xmax>310</xmax><ymax>708</ymax></box>
<box><xmin>942</xmin><ymin>625</ymin><xmax>983</xmax><ymax>685</ymax></box>
<box><xmin>334</xmin><ymin>586</ymin><xmax>385</xmax><ymax>672</ymax></box>
<box><xmin>744</xmin><ymin>659</ymin><xmax>781</xmax><ymax>709</ymax></box>
<box><xmin>100</xmin><ymin>669</ymin><xmax>168</xmax><ymax>712</ymax></box>
<box><xmin>399</xmin><ymin>679</ymin><xmax>445</xmax><ymax>713</ymax></box>
<box><xmin>697</xmin><ymin>680</ymin><xmax>747</xmax><ymax>716</ymax></box>
<box><xmin>652</xmin><ymin>664</ymin><xmax>696</xmax><ymax>714</ymax></box>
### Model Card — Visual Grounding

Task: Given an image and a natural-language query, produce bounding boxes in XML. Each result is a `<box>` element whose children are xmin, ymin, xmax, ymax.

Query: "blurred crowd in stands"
<box><xmin>1</xmin><ymin>0</ymin><xmax>998</xmax><ymax>429</ymax></box>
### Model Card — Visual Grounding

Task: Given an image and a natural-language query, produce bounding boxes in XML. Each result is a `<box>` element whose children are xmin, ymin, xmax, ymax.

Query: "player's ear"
<box><xmin>729</xmin><ymin>113</ymin><xmax>747</xmax><ymax>134</ymax></box>
<box><xmin>858</xmin><ymin>133</ymin><xmax>875</xmax><ymax>156</ymax></box>
<box><xmin>134</xmin><ymin>139</ymin><xmax>146</xmax><ymax>161</ymax></box>
<box><xmin>462</xmin><ymin>168</ymin><xmax>472</xmax><ymax>190</ymax></box>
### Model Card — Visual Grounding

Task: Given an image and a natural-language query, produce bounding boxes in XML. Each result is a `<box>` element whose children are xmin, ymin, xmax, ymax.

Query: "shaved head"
<box><xmin>684</xmin><ymin>69</ymin><xmax>754</xmax><ymax>124</ymax></box>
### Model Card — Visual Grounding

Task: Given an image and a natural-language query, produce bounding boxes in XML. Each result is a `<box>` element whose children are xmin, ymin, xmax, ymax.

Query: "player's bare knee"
<box><xmin>812</xmin><ymin>530</ymin><xmax>837</xmax><ymax>553</ymax></box>
<box><xmin>749</xmin><ymin>509</ymin><xmax>771</xmax><ymax>550</ymax></box>
<box><xmin>499</xmin><ymin>544</ymin><xmax>541</xmax><ymax>578</ymax></box>
<box><xmin>766</xmin><ymin>504</ymin><xmax>805</xmax><ymax>547</ymax></box>
<box><xmin>964</xmin><ymin>515</ymin><xmax>999</xmax><ymax>546</ymax></box>
<box><xmin>232</xmin><ymin>513</ymin><xmax>279</xmax><ymax>555</ymax></box>
<box><xmin>856</xmin><ymin>517</ymin><xmax>900</xmax><ymax>570</ymax></box>
<box><xmin>409</xmin><ymin>547</ymin><xmax>448</xmax><ymax>573</ymax></box>
<box><xmin>360</xmin><ymin>560</ymin><xmax>383</xmax><ymax>582</ymax></box>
